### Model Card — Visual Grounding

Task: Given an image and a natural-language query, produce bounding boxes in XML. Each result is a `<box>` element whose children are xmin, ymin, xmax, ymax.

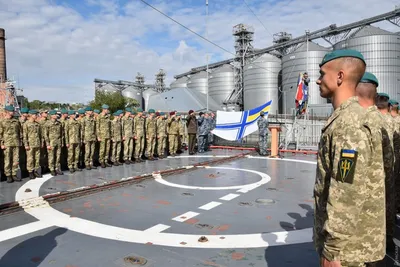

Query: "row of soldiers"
<box><xmin>0</xmin><ymin>105</ymin><xmax>215</xmax><ymax>183</ymax></box>
<box><xmin>313</xmin><ymin>49</ymin><xmax>400</xmax><ymax>266</ymax></box>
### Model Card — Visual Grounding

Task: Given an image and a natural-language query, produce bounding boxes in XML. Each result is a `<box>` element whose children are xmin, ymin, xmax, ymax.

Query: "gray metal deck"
<box><xmin>0</xmin><ymin>150</ymin><xmax>395</xmax><ymax>266</ymax></box>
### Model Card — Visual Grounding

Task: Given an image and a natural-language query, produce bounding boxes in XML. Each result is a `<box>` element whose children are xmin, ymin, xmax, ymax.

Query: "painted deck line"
<box><xmin>171</xmin><ymin>211</ymin><xmax>200</xmax><ymax>222</ymax></box>
<box><xmin>144</xmin><ymin>224</ymin><xmax>171</xmax><ymax>233</ymax></box>
<box><xmin>219</xmin><ymin>193</ymin><xmax>240</xmax><ymax>201</ymax></box>
<box><xmin>0</xmin><ymin>220</ymin><xmax>52</xmax><ymax>242</ymax></box>
<box><xmin>198</xmin><ymin>201</ymin><xmax>222</xmax><ymax>211</ymax></box>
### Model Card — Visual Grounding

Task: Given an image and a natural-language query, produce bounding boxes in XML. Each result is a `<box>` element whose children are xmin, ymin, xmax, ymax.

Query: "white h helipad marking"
<box><xmin>144</xmin><ymin>224</ymin><xmax>171</xmax><ymax>233</ymax></box>
<box><xmin>198</xmin><ymin>201</ymin><xmax>222</xmax><ymax>211</ymax></box>
<box><xmin>219</xmin><ymin>193</ymin><xmax>240</xmax><ymax>201</ymax></box>
<box><xmin>6</xmin><ymin>155</ymin><xmax>316</xmax><ymax>248</ymax></box>
<box><xmin>171</xmin><ymin>211</ymin><xmax>200</xmax><ymax>222</ymax></box>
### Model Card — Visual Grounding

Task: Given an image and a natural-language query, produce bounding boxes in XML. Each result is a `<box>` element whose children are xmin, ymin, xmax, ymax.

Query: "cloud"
<box><xmin>0</xmin><ymin>0</ymin><xmax>399</xmax><ymax>103</ymax></box>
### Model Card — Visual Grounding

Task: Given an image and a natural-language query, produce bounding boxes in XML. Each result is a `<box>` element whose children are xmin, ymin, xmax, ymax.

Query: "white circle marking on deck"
<box><xmin>154</xmin><ymin>166</ymin><xmax>270</xmax><ymax>190</ymax></box>
<box><xmin>14</xmin><ymin>156</ymin><xmax>315</xmax><ymax>249</ymax></box>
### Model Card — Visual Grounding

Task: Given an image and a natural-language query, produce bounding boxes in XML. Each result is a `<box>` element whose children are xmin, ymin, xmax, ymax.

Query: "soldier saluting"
<box><xmin>257</xmin><ymin>111</ymin><xmax>268</xmax><ymax>156</ymax></box>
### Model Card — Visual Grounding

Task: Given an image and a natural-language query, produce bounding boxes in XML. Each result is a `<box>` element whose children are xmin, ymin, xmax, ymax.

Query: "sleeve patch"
<box><xmin>337</xmin><ymin>149</ymin><xmax>358</xmax><ymax>184</ymax></box>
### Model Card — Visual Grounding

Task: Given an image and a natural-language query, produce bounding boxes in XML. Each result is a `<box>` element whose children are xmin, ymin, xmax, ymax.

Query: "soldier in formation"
<box><xmin>0</xmin><ymin>106</ymin><xmax>216</xmax><ymax>183</ymax></box>
<box><xmin>257</xmin><ymin>111</ymin><xmax>269</xmax><ymax>156</ymax></box>
<box><xmin>313</xmin><ymin>49</ymin><xmax>400</xmax><ymax>266</ymax></box>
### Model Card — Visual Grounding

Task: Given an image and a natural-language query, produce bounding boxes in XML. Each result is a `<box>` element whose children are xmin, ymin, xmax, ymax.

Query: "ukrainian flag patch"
<box><xmin>337</xmin><ymin>149</ymin><xmax>358</xmax><ymax>184</ymax></box>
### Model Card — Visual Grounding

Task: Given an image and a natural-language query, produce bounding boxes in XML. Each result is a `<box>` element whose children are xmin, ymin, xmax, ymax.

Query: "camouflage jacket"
<box><xmin>146</xmin><ymin>117</ymin><xmax>157</xmax><ymax>137</ymax></box>
<box><xmin>65</xmin><ymin>119</ymin><xmax>81</xmax><ymax>144</ymax></box>
<box><xmin>134</xmin><ymin>116</ymin><xmax>145</xmax><ymax>137</ymax></box>
<box><xmin>111</xmin><ymin>119</ymin><xmax>122</xmax><ymax>142</ymax></box>
<box><xmin>313</xmin><ymin>96</ymin><xmax>385</xmax><ymax>262</ymax></box>
<box><xmin>167</xmin><ymin>117</ymin><xmax>179</xmax><ymax>135</ymax></box>
<box><xmin>44</xmin><ymin>119</ymin><xmax>63</xmax><ymax>147</ymax></box>
<box><xmin>178</xmin><ymin>119</ymin><xmax>185</xmax><ymax>136</ymax></box>
<box><xmin>257</xmin><ymin>116</ymin><xmax>269</xmax><ymax>136</ymax></box>
<box><xmin>0</xmin><ymin>118</ymin><xmax>22</xmax><ymax>147</ymax></box>
<box><xmin>157</xmin><ymin>118</ymin><xmax>167</xmax><ymax>137</ymax></box>
<box><xmin>23</xmin><ymin>120</ymin><xmax>42</xmax><ymax>148</ymax></box>
<box><xmin>122</xmin><ymin>116</ymin><xmax>134</xmax><ymax>138</ymax></box>
<box><xmin>96</xmin><ymin>114</ymin><xmax>111</xmax><ymax>139</ymax></box>
<box><xmin>197</xmin><ymin>117</ymin><xmax>208</xmax><ymax>136</ymax></box>
<box><xmin>81</xmin><ymin>116</ymin><xmax>97</xmax><ymax>142</ymax></box>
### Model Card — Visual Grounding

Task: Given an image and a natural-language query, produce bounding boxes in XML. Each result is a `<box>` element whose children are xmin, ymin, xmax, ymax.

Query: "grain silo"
<box><xmin>0</xmin><ymin>28</ymin><xmax>6</xmax><ymax>82</ymax></box>
<box><xmin>187</xmin><ymin>71</ymin><xmax>208</xmax><ymax>95</ymax></box>
<box><xmin>334</xmin><ymin>25</ymin><xmax>400</xmax><ymax>99</ymax></box>
<box><xmin>122</xmin><ymin>86</ymin><xmax>142</xmax><ymax>105</ymax></box>
<box><xmin>243</xmin><ymin>53</ymin><xmax>281</xmax><ymax>114</ymax></box>
<box><xmin>142</xmin><ymin>89</ymin><xmax>159</xmax><ymax>111</ymax></box>
<box><xmin>208</xmin><ymin>64</ymin><xmax>234</xmax><ymax>105</ymax></box>
<box><xmin>98</xmin><ymin>84</ymin><xmax>119</xmax><ymax>93</ymax></box>
<box><xmin>170</xmin><ymin>77</ymin><xmax>188</xmax><ymax>89</ymax></box>
<box><xmin>281</xmin><ymin>41</ymin><xmax>330</xmax><ymax>114</ymax></box>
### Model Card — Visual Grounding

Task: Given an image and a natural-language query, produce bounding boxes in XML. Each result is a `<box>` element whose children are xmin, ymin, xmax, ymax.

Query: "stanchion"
<box><xmin>268</xmin><ymin>125</ymin><xmax>282</xmax><ymax>158</ymax></box>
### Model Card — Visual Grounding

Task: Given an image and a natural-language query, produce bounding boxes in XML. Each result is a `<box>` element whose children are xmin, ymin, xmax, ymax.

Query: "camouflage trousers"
<box><xmin>48</xmin><ymin>145</ymin><xmax>61</xmax><ymax>171</ymax></box>
<box><xmin>123</xmin><ymin>138</ymin><xmax>133</xmax><ymax>160</ymax></box>
<box><xmin>146</xmin><ymin>135</ymin><xmax>156</xmax><ymax>157</ymax></box>
<box><xmin>197</xmin><ymin>135</ymin><xmax>207</xmax><ymax>153</ymax></box>
<box><xmin>84</xmin><ymin>141</ymin><xmax>95</xmax><ymax>166</ymax></box>
<box><xmin>4</xmin><ymin>146</ymin><xmax>19</xmax><ymax>176</ymax></box>
<box><xmin>168</xmin><ymin>134</ymin><xmax>178</xmax><ymax>154</ymax></box>
<box><xmin>68</xmin><ymin>143</ymin><xmax>80</xmax><ymax>169</ymax></box>
<box><xmin>157</xmin><ymin>136</ymin><xmax>166</xmax><ymax>156</ymax></box>
<box><xmin>134</xmin><ymin>136</ymin><xmax>144</xmax><ymax>159</ymax></box>
<box><xmin>177</xmin><ymin>135</ymin><xmax>183</xmax><ymax>151</ymax></box>
<box><xmin>99</xmin><ymin>138</ymin><xmax>110</xmax><ymax>163</ymax></box>
<box><xmin>259</xmin><ymin>135</ymin><xmax>268</xmax><ymax>155</ymax></box>
<box><xmin>112</xmin><ymin>141</ymin><xmax>121</xmax><ymax>162</ymax></box>
<box><xmin>26</xmin><ymin>147</ymin><xmax>40</xmax><ymax>172</ymax></box>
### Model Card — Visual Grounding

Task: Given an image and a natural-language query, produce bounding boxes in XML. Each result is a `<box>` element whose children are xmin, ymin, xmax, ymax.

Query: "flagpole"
<box><xmin>206</xmin><ymin>0</ymin><xmax>209</xmax><ymax>112</ymax></box>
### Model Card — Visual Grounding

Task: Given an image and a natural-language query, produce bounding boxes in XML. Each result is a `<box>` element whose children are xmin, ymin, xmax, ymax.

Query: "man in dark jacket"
<box><xmin>186</xmin><ymin>110</ymin><xmax>198</xmax><ymax>155</ymax></box>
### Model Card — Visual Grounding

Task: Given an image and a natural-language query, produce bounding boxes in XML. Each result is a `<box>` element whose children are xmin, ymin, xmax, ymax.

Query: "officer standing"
<box><xmin>0</xmin><ymin>105</ymin><xmax>22</xmax><ymax>183</ymax></box>
<box><xmin>313</xmin><ymin>50</ymin><xmax>385</xmax><ymax>266</ymax></box>
<box><xmin>356</xmin><ymin>72</ymin><xmax>396</xmax><ymax>253</ymax></box>
<box><xmin>97</xmin><ymin>104</ymin><xmax>112</xmax><ymax>168</ymax></box>
<box><xmin>122</xmin><ymin>108</ymin><xmax>134</xmax><ymax>164</ymax></box>
<box><xmin>82</xmin><ymin>107</ymin><xmax>97</xmax><ymax>170</ymax></box>
<box><xmin>197</xmin><ymin>112</ymin><xmax>207</xmax><ymax>153</ymax></box>
<box><xmin>257</xmin><ymin>111</ymin><xmax>269</xmax><ymax>156</ymax></box>
<box><xmin>65</xmin><ymin>110</ymin><xmax>82</xmax><ymax>173</ymax></box>
<box><xmin>111</xmin><ymin>110</ymin><xmax>123</xmax><ymax>165</ymax></box>
<box><xmin>134</xmin><ymin>108</ymin><xmax>145</xmax><ymax>162</ymax></box>
<box><xmin>145</xmin><ymin>109</ymin><xmax>157</xmax><ymax>160</ymax></box>
<box><xmin>186</xmin><ymin>110</ymin><xmax>198</xmax><ymax>155</ymax></box>
<box><xmin>23</xmin><ymin>110</ymin><xmax>42</xmax><ymax>179</ymax></box>
<box><xmin>167</xmin><ymin>111</ymin><xmax>179</xmax><ymax>157</ymax></box>
<box><xmin>156</xmin><ymin>112</ymin><xmax>167</xmax><ymax>158</ymax></box>
<box><xmin>44</xmin><ymin>110</ymin><xmax>63</xmax><ymax>176</ymax></box>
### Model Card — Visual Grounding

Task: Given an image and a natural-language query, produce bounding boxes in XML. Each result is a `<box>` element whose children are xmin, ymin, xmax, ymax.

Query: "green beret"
<box><xmin>48</xmin><ymin>110</ymin><xmax>57</xmax><ymax>115</ymax></box>
<box><xmin>389</xmin><ymin>99</ymin><xmax>399</xmax><ymax>106</ymax></box>
<box><xmin>78</xmin><ymin>109</ymin><xmax>85</xmax><ymax>114</ymax></box>
<box><xmin>148</xmin><ymin>108</ymin><xmax>155</xmax><ymax>113</ymax></box>
<box><xmin>29</xmin><ymin>109</ymin><xmax>38</xmax><ymax>115</ymax></box>
<box><xmin>60</xmin><ymin>109</ymin><xmax>68</xmax><ymax>114</ymax></box>
<box><xmin>4</xmin><ymin>105</ymin><xmax>14</xmax><ymax>112</ymax></box>
<box><xmin>125</xmin><ymin>108</ymin><xmax>132</xmax><ymax>112</ymax></box>
<box><xmin>320</xmin><ymin>49</ymin><xmax>365</xmax><ymax>67</ymax></box>
<box><xmin>20</xmin><ymin>107</ymin><xmax>29</xmax><ymax>113</ymax></box>
<box><xmin>101</xmin><ymin>104</ymin><xmax>109</xmax><ymax>109</ymax></box>
<box><xmin>377</xmin><ymin>92</ymin><xmax>390</xmax><ymax>99</ymax></box>
<box><xmin>131</xmin><ymin>110</ymin><xmax>137</xmax><ymax>115</ymax></box>
<box><xmin>85</xmin><ymin>106</ymin><xmax>92</xmax><ymax>111</ymax></box>
<box><xmin>94</xmin><ymin>109</ymin><xmax>100</xmax><ymax>114</ymax></box>
<box><xmin>137</xmin><ymin>108</ymin><xmax>143</xmax><ymax>112</ymax></box>
<box><xmin>68</xmin><ymin>110</ymin><xmax>75</xmax><ymax>115</ymax></box>
<box><xmin>360</xmin><ymin>72</ymin><xmax>379</xmax><ymax>87</ymax></box>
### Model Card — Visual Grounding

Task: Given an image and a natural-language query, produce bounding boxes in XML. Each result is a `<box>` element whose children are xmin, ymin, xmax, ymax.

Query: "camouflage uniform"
<box><xmin>134</xmin><ymin>113</ymin><xmax>145</xmax><ymax>161</ymax></box>
<box><xmin>0</xmin><ymin>110</ymin><xmax>22</xmax><ymax>182</ymax></box>
<box><xmin>96</xmin><ymin>112</ymin><xmax>111</xmax><ymax>167</ymax></box>
<box><xmin>177</xmin><ymin>116</ymin><xmax>185</xmax><ymax>152</ymax></box>
<box><xmin>23</xmin><ymin>115</ymin><xmax>42</xmax><ymax>178</ymax></box>
<box><xmin>156</xmin><ymin>114</ymin><xmax>167</xmax><ymax>158</ymax></box>
<box><xmin>81</xmin><ymin>114</ymin><xmax>97</xmax><ymax>169</ymax></box>
<box><xmin>44</xmin><ymin>115</ymin><xmax>63</xmax><ymax>174</ymax></box>
<box><xmin>167</xmin><ymin>113</ymin><xmax>179</xmax><ymax>156</ymax></box>
<box><xmin>111</xmin><ymin>113</ymin><xmax>122</xmax><ymax>164</ymax></box>
<box><xmin>257</xmin><ymin>112</ymin><xmax>269</xmax><ymax>156</ymax></box>
<box><xmin>197</xmin><ymin>114</ymin><xmax>208</xmax><ymax>153</ymax></box>
<box><xmin>122</xmin><ymin>112</ymin><xmax>134</xmax><ymax>163</ymax></box>
<box><xmin>39</xmin><ymin>111</ymin><xmax>49</xmax><ymax>171</ymax></box>
<box><xmin>207</xmin><ymin>115</ymin><xmax>215</xmax><ymax>150</ymax></box>
<box><xmin>313</xmin><ymin>97</ymin><xmax>385</xmax><ymax>263</ymax></box>
<box><xmin>65</xmin><ymin>114</ymin><xmax>82</xmax><ymax>172</ymax></box>
<box><xmin>145</xmin><ymin>110</ymin><xmax>157</xmax><ymax>159</ymax></box>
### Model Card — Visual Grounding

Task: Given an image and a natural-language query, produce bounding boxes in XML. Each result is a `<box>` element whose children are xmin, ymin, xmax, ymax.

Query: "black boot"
<box><xmin>6</xmin><ymin>176</ymin><xmax>13</xmax><ymax>183</ymax></box>
<box><xmin>34</xmin><ymin>170</ymin><xmax>42</xmax><ymax>178</ymax></box>
<box><xmin>29</xmin><ymin>172</ymin><xmax>35</xmax><ymax>179</ymax></box>
<box><xmin>56</xmin><ymin>169</ymin><xmax>63</xmax><ymax>175</ymax></box>
<box><xmin>70</xmin><ymin>168</ymin><xmax>75</xmax><ymax>173</ymax></box>
<box><xmin>13</xmin><ymin>175</ymin><xmax>21</xmax><ymax>182</ymax></box>
<box><xmin>125</xmin><ymin>160</ymin><xmax>130</xmax><ymax>165</ymax></box>
<box><xmin>51</xmin><ymin>170</ymin><xmax>56</xmax><ymax>176</ymax></box>
<box><xmin>105</xmin><ymin>162</ymin><xmax>112</xmax><ymax>167</ymax></box>
<box><xmin>101</xmin><ymin>163</ymin><xmax>106</xmax><ymax>168</ymax></box>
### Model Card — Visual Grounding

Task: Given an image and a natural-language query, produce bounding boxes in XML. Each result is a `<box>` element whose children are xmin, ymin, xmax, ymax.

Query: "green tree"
<box><xmin>89</xmin><ymin>90</ymin><xmax>140</xmax><ymax>112</ymax></box>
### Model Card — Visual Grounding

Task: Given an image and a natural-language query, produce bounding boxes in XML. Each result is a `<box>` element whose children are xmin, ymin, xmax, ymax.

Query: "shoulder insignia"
<box><xmin>337</xmin><ymin>149</ymin><xmax>358</xmax><ymax>184</ymax></box>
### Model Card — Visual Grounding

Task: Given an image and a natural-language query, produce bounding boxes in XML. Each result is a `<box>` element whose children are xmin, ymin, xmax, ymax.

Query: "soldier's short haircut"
<box><xmin>336</xmin><ymin>57</ymin><xmax>366</xmax><ymax>85</ymax></box>
<box><xmin>375</xmin><ymin>95</ymin><xmax>389</xmax><ymax>110</ymax></box>
<box><xmin>355</xmin><ymin>82</ymin><xmax>376</xmax><ymax>100</ymax></box>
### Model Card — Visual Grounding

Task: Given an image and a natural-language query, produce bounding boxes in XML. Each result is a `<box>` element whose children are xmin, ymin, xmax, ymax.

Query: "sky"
<box><xmin>0</xmin><ymin>0</ymin><xmax>399</xmax><ymax>103</ymax></box>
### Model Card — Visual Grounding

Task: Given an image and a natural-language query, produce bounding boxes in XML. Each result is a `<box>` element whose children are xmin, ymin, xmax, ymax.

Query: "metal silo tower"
<box><xmin>155</xmin><ymin>69</ymin><xmax>166</xmax><ymax>93</ymax></box>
